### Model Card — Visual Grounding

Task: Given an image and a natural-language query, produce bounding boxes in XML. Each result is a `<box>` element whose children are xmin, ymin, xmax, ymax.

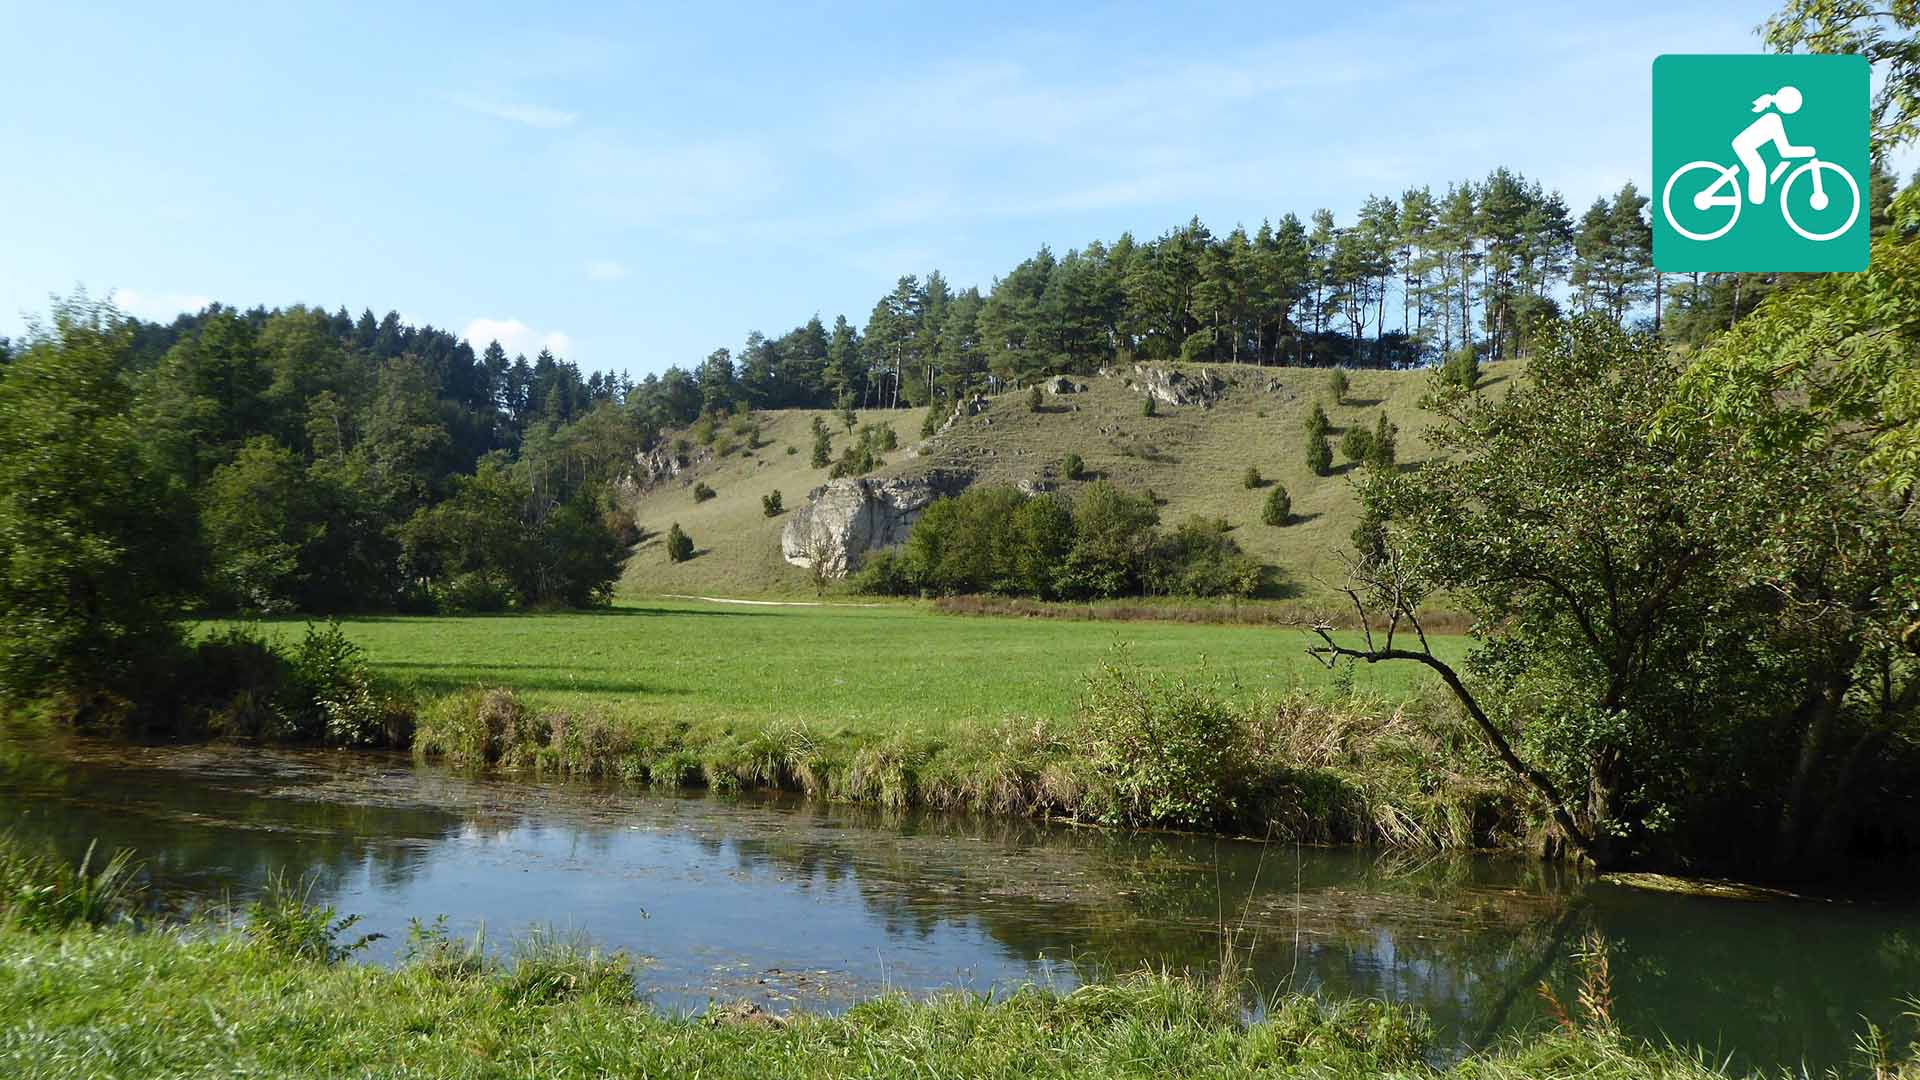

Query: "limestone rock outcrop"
<box><xmin>780</xmin><ymin>469</ymin><xmax>972</xmax><ymax>577</ymax></box>
<box><xmin>1127</xmin><ymin>365</ymin><xmax>1225</xmax><ymax>408</ymax></box>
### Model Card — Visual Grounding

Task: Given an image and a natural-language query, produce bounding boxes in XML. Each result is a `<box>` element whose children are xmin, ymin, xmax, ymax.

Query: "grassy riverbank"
<box><xmin>0</xmin><ymin>920</ymin><xmax>1857</xmax><ymax>1080</ymax></box>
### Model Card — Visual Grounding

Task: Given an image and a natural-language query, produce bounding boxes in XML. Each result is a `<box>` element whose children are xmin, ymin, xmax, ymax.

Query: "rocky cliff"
<box><xmin>780</xmin><ymin>469</ymin><xmax>973</xmax><ymax>577</ymax></box>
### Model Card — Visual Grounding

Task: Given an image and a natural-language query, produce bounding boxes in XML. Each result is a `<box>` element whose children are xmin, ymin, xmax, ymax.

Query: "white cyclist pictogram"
<box><xmin>1661</xmin><ymin>84</ymin><xmax>1860</xmax><ymax>242</ymax></box>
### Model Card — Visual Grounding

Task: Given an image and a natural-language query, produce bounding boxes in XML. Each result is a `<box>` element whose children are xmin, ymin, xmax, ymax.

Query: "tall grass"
<box><xmin>413</xmin><ymin>650</ymin><xmax>1527</xmax><ymax>849</ymax></box>
<box><xmin>0</xmin><ymin>833</ymin><xmax>143</xmax><ymax>930</ymax></box>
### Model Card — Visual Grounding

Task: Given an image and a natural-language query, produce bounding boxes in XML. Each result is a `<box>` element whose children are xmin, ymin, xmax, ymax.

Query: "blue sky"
<box><xmin>0</xmin><ymin>1</ymin><xmax>1870</xmax><ymax>377</ymax></box>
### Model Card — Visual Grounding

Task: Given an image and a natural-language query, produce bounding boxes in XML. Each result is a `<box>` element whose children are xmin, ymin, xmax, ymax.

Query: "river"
<box><xmin>2</xmin><ymin>732</ymin><xmax>1914</xmax><ymax>1074</ymax></box>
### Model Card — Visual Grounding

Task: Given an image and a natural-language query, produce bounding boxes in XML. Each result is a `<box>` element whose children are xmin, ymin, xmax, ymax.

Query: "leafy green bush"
<box><xmin>1061</xmin><ymin>452</ymin><xmax>1086</xmax><ymax>480</ymax></box>
<box><xmin>666</xmin><ymin>523</ymin><xmax>694</xmax><ymax>563</ymax></box>
<box><xmin>1441</xmin><ymin>345</ymin><xmax>1480</xmax><ymax>390</ymax></box>
<box><xmin>1076</xmin><ymin>654</ymin><xmax>1246</xmax><ymax>827</ymax></box>
<box><xmin>1142</xmin><ymin>396</ymin><xmax>1157</xmax><ymax>417</ymax></box>
<box><xmin>1263</xmin><ymin>485</ymin><xmax>1292</xmax><ymax>526</ymax></box>
<box><xmin>691</xmin><ymin>481</ymin><xmax>716</xmax><ymax>503</ymax></box>
<box><xmin>1242</xmin><ymin>465</ymin><xmax>1263</xmax><ymax>489</ymax></box>
<box><xmin>433</xmin><ymin>570</ymin><xmax>516</xmax><ymax>613</ymax></box>
<box><xmin>293</xmin><ymin>622</ymin><xmax>410</xmax><ymax>748</ymax></box>
<box><xmin>761</xmin><ymin>490</ymin><xmax>783</xmax><ymax>517</ymax></box>
<box><xmin>243</xmin><ymin>871</ymin><xmax>382</xmax><ymax>964</ymax></box>
<box><xmin>1148</xmin><ymin>517</ymin><xmax>1263</xmax><ymax>598</ymax></box>
<box><xmin>849</xmin><ymin>549</ymin><xmax>913</xmax><ymax>596</ymax></box>
<box><xmin>1328</xmin><ymin>367</ymin><xmax>1350</xmax><ymax>403</ymax></box>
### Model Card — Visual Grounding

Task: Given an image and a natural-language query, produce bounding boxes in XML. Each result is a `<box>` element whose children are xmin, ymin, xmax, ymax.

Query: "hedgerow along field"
<box><xmin>221</xmin><ymin>599</ymin><xmax>1463</xmax><ymax>737</ymax></box>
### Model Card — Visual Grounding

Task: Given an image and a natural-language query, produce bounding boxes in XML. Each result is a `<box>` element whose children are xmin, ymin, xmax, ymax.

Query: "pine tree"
<box><xmin>1262</xmin><ymin>484</ymin><xmax>1292</xmax><ymax>526</ymax></box>
<box><xmin>1305</xmin><ymin>402</ymin><xmax>1330</xmax><ymax>441</ymax></box>
<box><xmin>1307</xmin><ymin>433</ymin><xmax>1333</xmax><ymax>476</ymax></box>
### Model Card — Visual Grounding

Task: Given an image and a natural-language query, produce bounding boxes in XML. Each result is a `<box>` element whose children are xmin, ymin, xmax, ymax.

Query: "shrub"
<box><xmin>1307</xmin><ymin>433</ymin><xmax>1333</xmax><ymax>476</ymax></box>
<box><xmin>1367</xmin><ymin>414</ymin><xmax>1399</xmax><ymax>470</ymax></box>
<box><xmin>1242</xmin><ymin>465</ymin><xmax>1262</xmax><ymax>489</ymax></box>
<box><xmin>811</xmin><ymin>429</ymin><xmax>831</xmax><ymax>468</ymax></box>
<box><xmin>244</xmin><ymin>870</ymin><xmax>382</xmax><ymax>963</ymax></box>
<box><xmin>920</xmin><ymin>407</ymin><xmax>942</xmax><ymax>438</ymax></box>
<box><xmin>850</xmin><ymin>549</ymin><xmax>912</xmax><ymax>596</ymax></box>
<box><xmin>691</xmin><ymin>481</ymin><xmax>716</xmax><ymax>503</ymax></box>
<box><xmin>1027</xmin><ymin>385</ymin><xmax>1044</xmax><ymax>412</ymax></box>
<box><xmin>1305</xmin><ymin>403</ymin><xmax>1330</xmax><ymax>440</ymax></box>
<box><xmin>433</xmin><ymin>570</ymin><xmax>515</xmax><ymax>614</ymax></box>
<box><xmin>1328</xmin><ymin>366</ymin><xmax>1350</xmax><ymax>403</ymax></box>
<box><xmin>293</xmin><ymin>622</ymin><xmax>411</xmax><ymax>748</ymax></box>
<box><xmin>601</xmin><ymin>509</ymin><xmax>640</xmax><ymax>548</ymax></box>
<box><xmin>1339</xmin><ymin>426</ymin><xmax>1375</xmax><ymax>464</ymax></box>
<box><xmin>761</xmin><ymin>490</ymin><xmax>783</xmax><ymax>517</ymax></box>
<box><xmin>1442</xmin><ymin>344</ymin><xmax>1480</xmax><ymax>390</ymax></box>
<box><xmin>876</xmin><ymin>425</ymin><xmax>900</xmax><ymax>451</ymax></box>
<box><xmin>1149</xmin><ymin>517</ymin><xmax>1263</xmax><ymax>598</ymax></box>
<box><xmin>711</xmin><ymin>433</ymin><xmax>736</xmax><ymax>458</ymax></box>
<box><xmin>1076</xmin><ymin>652</ymin><xmax>1246</xmax><ymax>828</ymax></box>
<box><xmin>1142</xmin><ymin>396</ymin><xmax>1157</xmax><ymax>417</ymax></box>
<box><xmin>666</xmin><ymin>523</ymin><xmax>694</xmax><ymax>562</ymax></box>
<box><xmin>1061</xmin><ymin>452</ymin><xmax>1086</xmax><ymax>480</ymax></box>
<box><xmin>0</xmin><ymin>834</ymin><xmax>143</xmax><ymax>930</ymax></box>
<box><xmin>1263</xmin><ymin>485</ymin><xmax>1292</xmax><ymax>526</ymax></box>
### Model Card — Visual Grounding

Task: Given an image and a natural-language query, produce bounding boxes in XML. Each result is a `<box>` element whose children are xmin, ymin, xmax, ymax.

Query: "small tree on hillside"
<box><xmin>1367</xmin><ymin>414</ymin><xmax>1399</xmax><ymax>470</ymax></box>
<box><xmin>1061</xmin><ymin>452</ymin><xmax>1086</xmax><ymax>480</ymax></box>
<box><xmin>1027</xmin><ymin>385</ymin><xmax>1044</xmax><ymax>412</ymax></box>
<box><xmin>1339</xmin><ymin>426</ymin><xmax>1375</xmax><ymax>464</ymax></box>
<box><xmin>811</xmin><ymin>427</ymin><xmax>831</xmax><ymax>468</ymax></box>
<box><xmin>1243</xmin><ymin>465</ymin><xmax>1263</xmax><ymax>489</ymax></box>
<box><xmin>665</xmin><ymin>523</ymin><xmax>694</xmax><ymax>563</ymax></box>
<box><xmin>1305</xmin><ymin>402</ymin><xmax>1330</xmax><ymax>441</ymax></box>
<box><xmin>837</xmin><ymin>394</ymin><xmax>857</xmax><ymax>435</ymax></box>
<box><xmin>1262</xmin><ymin>484</ymin><xmax>1292</xmax><ymax>526</ymax></box>
<box><xmin>1442</xmin><ymin>345</ymin><xmax>1480</xmax><ymax>390</ymax></box>
<box><xmin>1328</xmin><ymin>367</ymin><xmax>1350</xmax><ymax>404</ymax></box>
<box><xmin>762</xmin><ymin>490</ymin><xmax>783</xmax><ymax>517</ymax></box>
<box><xmin>1307</xmin><ymin>433</ymin><xmax>1333</xmax><ymax>476</ymax></box>
<box><xmin>1142</xmin><ymin>395</ymin><xmax>1157</xmax><ymax>417</ymax></box>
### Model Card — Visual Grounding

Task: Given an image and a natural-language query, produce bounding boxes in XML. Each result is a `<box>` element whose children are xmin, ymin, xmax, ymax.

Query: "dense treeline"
<box><xmin>14</xmin><ymin>299</ymin><xmax>644</xmax><ymax>618</ymax></box>
<box><xmin>630</xmin><ymin>162</ymin><xmax>1902</xmax><ymax>428</ymax></box>
<box><xmin>853</xmin><ymin>483</ymin><xmax>1263</xmax><ymax>601</ymax></box>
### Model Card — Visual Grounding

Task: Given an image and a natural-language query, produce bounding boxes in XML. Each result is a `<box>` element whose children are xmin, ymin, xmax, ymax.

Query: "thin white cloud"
<box><xmin>449</xmin><ymin>95</ymin><xmax>578</xmax><ymax>129</ymax></box>
<box><xmin>110</xmin><ymin>288</ymin><xmax>211</xmax><ymax>322</ymax></box>
<box><xmin>463</xmin><ymin>317</ymin><xmax>572</xmax><ymax>360</ymax></box>
<box><xmin>585</xmin><ymin>259</ymin><xmax>629</xmax><ymax>281</ymax></box>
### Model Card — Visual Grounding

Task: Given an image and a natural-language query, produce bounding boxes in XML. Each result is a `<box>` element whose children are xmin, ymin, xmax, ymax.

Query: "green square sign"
<box><xmin>1653</xmin><ymin>53</ymin><xmax>1869</xmax><ymax>272</ymax></box>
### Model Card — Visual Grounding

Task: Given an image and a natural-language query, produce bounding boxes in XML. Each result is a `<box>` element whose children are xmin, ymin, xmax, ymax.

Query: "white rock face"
<box><xmin>780</xmin><ymin>471</ymin><xmax>972</xmax><ymax>577</ymax></box>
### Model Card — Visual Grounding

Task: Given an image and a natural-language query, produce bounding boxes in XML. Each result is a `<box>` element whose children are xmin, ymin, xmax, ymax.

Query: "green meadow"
<box><xmin>220</xmin><ymin>599</ymin><xmax>1464</xmax><ymax>736</ymax></box>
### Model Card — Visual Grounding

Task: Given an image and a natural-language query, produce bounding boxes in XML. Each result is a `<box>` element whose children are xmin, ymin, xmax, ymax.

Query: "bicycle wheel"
<box><xmin>1781</xmin><ymin>160</ymin><xmax>1860</xmax><ymax>242</ymax></box>
<box><xmin>1661</xmin><ymin>161</ymin><xmax>1741</xmax><ymax>242</ymax></box>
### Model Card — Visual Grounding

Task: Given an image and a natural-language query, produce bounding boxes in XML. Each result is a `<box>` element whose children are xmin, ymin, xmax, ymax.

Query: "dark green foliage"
<box><xmin>665</xmin><ymin>523</ymin><xmax>693</xmax><ymax>563</ymax></box>
<box><xmin>1367</xmin><ymin>414</ymin><xmax>1398</xmax><ymax>470</ymax></box>
<box><xmin>1142</xmin><ymin>396</ymin><xmax>1157</xmax><ymax>417</ymax></box>
<box><xmin>1242</xmin><ymin>465</ymin><xmax>1262</xmax><ymax>489</ymax></box>
<box><xmin>920</xmin><ymin>407</ymin><xmax>942</xmax><ymax>438</ymax></box>
<box><xmin>1328</xmin><ymin>367</ymin><xmax>1350</xmax><ymax>403</ymax></box>
<box><xmin>1339</xmin><ymin>425</ymin><xmax>1375</xmax><ymax>464</ymax></box>
<box><xmin>863</xmin><ymin>482</ymin><xmax>1256</xmax><ymax>600</ymax></box>
<box><xmin>1307</xmin><ymin>433</ymin><xmax>1334</xmax><ymax>476</ymax></box>
<box><xmin>181</xmin><ymin>623</ymin><xmax>411</xmax><ymax>746</ymax></box>
<box><xmin>1061</xmin><ymin>452</ymin><xmax>1086</xmax><ymax>480</ymax></box>
<box><xmin>0</xmin><ymin>298</ymin><xmax>196</xmax><ymax>717</ymax></box>
<box><xmin>1263</xmin><ymin>485</ymin><xmax>1292</xmax><ymax>526</ymax></box>
<box><xmin>1441</xmin><ymin>345</ymin><xmax>1480</xmax><ymax>390</ymax></box>
<box><xmin>828</xmin><ymin>423</ymin><xmax>892</xmax><ymax>478</ymax></box>
<box><xmin>692</xmin><ymin>481</ymin><xmax>716</xmax><ymax>503</ymax></box>
<box><xmin>399</xmin><ymin>460</ymin><xmax>622</xmax><ymax>611</ymax></box>
<box><xmin>810</xmin><ymin>424</ymin><xmax>831</xmax><ymax>468</ymax></box>
<box><xmin>1305</xmin><ymin>402</ymin><xmax>1330</xmax><ymax>440</ymax></box>
<box><xmin>761</xmin><ymin>490</ymin><xmax>783</xmax><ymax>517</ymax></box>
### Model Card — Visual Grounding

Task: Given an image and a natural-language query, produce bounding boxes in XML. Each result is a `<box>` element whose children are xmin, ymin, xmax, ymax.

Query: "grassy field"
<box><xmin>236</xmin><ymin>598</ymin><xmax>1465</xmax><ymax>736</ymax></box>
<box><xmin>616</xmin><ymin>361</ymin><xmax>1517</xmax><ymax>602</ymax></box>
<box><xmin>0</xmin><ymin>921</ymin><xmax>1768</xmax><ymax>1080</ymax></box>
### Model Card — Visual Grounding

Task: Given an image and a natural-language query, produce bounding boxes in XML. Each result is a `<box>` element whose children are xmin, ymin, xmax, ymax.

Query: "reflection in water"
<box><xmin>1</xmin><ymin>732</ymin><xmax>1915</xmax><ymax>1074</ymax></box>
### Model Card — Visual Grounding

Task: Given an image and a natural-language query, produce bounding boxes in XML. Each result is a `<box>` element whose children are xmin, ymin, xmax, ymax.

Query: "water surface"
<box><xmin>2</xmin><ymin>733</ymin><xmax>1914</xmax><ymax>1074</ymax></box>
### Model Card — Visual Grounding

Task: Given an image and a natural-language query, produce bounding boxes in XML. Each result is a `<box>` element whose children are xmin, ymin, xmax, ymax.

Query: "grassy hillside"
<box><xmin>618</xmin><ymin>362</ymin><xmax>1513</xmax><ymax>602</ymax></box>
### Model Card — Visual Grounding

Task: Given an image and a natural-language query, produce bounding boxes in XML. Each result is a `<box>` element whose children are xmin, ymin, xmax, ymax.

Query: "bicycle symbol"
<box><xmin>1661</xmin><ymin>155</ymin><xmax>1859</xmax><ymax>243</ymax></box>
